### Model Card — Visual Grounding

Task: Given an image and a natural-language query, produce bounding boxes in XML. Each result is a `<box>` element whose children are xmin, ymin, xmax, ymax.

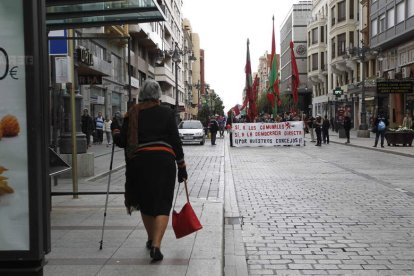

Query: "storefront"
<box><xmin>377</xmin><ymin>80</ymin><xmax>413</xmax><ymax>127</ymax></box>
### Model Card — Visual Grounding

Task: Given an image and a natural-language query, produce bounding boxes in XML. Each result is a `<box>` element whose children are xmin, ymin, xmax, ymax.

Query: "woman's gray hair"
<box><xmin>138</xmin><ymin>79</ymin><xmax>161</xmax><ymax>102</ymax></box>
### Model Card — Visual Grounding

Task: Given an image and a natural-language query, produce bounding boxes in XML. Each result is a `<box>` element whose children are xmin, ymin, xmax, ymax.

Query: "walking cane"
<box><xmin>99</xmin><ymin>142</ymin><xmax>116</xmax><ymax>250</ymax></box>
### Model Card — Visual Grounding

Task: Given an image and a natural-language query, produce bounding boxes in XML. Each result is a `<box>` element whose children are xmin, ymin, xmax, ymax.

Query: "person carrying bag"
<box><xmin>172</xmin><ymin>179</ymin><xmax>203</xmax><ymax>239</ymax></box>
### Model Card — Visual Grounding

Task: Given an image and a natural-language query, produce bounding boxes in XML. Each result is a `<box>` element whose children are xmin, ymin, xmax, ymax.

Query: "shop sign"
<box><xmin>78</xmin><ymin>75</ymin><xmax>102</xmax><ymax>85</ymax></box>
<box><xmin>377</xmin><ymin>80</ymin><xmax>414</xmax><ymax>94</ymax></box>
<box><xmin>130</xmin><ymin>76</ymin><xmax>139</xmax><ymax>88</ymax></box>
<box><xmin>77</xmin><ymin>47</ymin><xmax>94</xmax><ymax>66</ymax></box>
<box><xmin>333</xmin><ymin>87</ymin><xmax>343</xmax><ymax>97</ymax></box>
<box><xmin>0</xmin><ymin>0</ymin><xmax>30</xmax><ymax>251</ymax></box>
<box><xmin>48</xmin><ymin>30</ymin><xmax>68</xmax><ymax>55</ymax></box>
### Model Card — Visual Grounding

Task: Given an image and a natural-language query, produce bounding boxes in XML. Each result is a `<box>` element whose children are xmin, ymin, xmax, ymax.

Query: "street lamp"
<box><xmin>155</xmin><ymin>42</ymin><xmax>196</xmax><ymax>124</ymax></box>
<box><xmin>344</xmin><ymin>41</ymin><xmax>382</xmax><ymax>136</ymax></box>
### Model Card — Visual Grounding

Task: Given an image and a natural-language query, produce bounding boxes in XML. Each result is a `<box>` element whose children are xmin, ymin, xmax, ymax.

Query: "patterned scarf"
<box><xmin>126</xmin><ymin>100</ymin><xmax>160</xmax><ymax>160</ymax></box>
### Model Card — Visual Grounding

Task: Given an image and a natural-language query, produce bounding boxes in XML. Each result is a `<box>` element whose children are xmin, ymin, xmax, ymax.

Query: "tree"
<box><xmin>197</xmin><ymin>92</ymin><xmax>225</xmax><ymax>124</ymax></box>
<box><xmin>257</xmin><ymin>92</ymin><xmax>272</xmax><ymax>115</ymax></box>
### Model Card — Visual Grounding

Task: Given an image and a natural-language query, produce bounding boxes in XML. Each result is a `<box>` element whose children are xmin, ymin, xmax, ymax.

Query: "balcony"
<box><xmin>154</xmin><ymin>66</ymin><xmax>174</xmax><ymax>84</ymax></box>
<box><xmin>308</xmin><ymin>15</ymin><xmax>327</xmax><ymax>28</ymax></box>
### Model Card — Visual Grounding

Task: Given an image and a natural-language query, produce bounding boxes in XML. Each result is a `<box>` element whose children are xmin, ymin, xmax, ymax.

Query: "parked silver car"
<box><xmin>178</xmin><ymin>120</ymin><xmax>205</xmax><ymax>145</ymax></box>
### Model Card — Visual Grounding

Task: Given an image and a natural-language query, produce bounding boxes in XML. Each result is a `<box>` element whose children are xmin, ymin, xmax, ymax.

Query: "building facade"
<box><xmin>308</xmin><ymin>0</ymin><xmax>371</xmax><ymax>131</ymax></box>
<box><xmin>280</xmin><ymin>1</ymin><xmax>313</xmax><ymax>114</ymax></box>
<box><xmin>49</xmin><ymin>0</ymin><xmax>199</xmax><ymax>151</ymax></box>
<box><xmin>370</xmin><ymin>0</ymin><xmax>414</xmax><ymax>127</ymax></box>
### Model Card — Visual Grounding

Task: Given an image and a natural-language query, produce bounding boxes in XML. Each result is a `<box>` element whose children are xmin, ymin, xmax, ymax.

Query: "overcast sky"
<box><xmin>182</xmin><ymin>0</ymin><xmax>301</xmax><ymax>112</ymax></box>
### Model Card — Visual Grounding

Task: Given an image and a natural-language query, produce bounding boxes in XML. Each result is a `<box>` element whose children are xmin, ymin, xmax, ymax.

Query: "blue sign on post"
<box><xmin>49</xmin><ymin>30</ymin><xmax>68</xmax><ymax>55</ymax></box>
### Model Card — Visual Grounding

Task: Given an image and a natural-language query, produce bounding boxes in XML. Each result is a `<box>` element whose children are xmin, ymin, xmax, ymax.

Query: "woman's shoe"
<box><xmin>150</xmin><ymin>247</ymin><xmax>164</xmax><ymax>261</ymax></box>
<box><xmin>146</xmin><ymin>240</ymin><xmax>152</xmax><ymax>250</ymax></box>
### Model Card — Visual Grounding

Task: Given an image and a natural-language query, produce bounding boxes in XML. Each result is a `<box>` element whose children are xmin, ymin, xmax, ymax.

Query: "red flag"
<box><xmin>290</xmin><ymin>41</ymin><xmax>299</xmax><ymax>105</ymax></box>
<box><xmin>233</xmin><ymin>104</ymin><xmax>240</xmax><ymax>116</ymax></box>
<box><xmin>241</xmin><ymin>39</ymin><xmax>253</xmax><ymax>121</ymax></box>
<box><xmin>267</xmin><ymin>16</ymin><xmax>280</xmax><ymax>108</ymax></box>
<box><xmin>249</xmin><ymin>75</ymin><xmax>259</xmax><ymax>120</ymax></box>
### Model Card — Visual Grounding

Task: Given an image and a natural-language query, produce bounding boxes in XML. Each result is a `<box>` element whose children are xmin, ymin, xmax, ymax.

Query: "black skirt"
<box><xmin>125</xmin><ymin>150</ymin><xmax>176</xmax><ymax>216</ymax></box>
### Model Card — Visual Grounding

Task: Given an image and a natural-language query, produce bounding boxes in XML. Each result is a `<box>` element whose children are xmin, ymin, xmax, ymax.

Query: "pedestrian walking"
<box><xmin>218</xmin><ymin>116</ymin><xmax>225</xmax><ymax>138</ymax></box>
<box><xmin>307</xmin><ymin>115</ymin><xmax>315</xmax><ymax>142</ymax></box>
<box><xmin>209</xmin><ymin>116</ymin><xmax>219</xmax><ymax>145</ymax></box>
<box><xmin>103</xmin><ymin>117</ymin><xmax>112</xmax><ymax>147</ymax></box>
<box><xmin>111</xmin><ymin>111</ymin><xmax>123</xmax><ymax>131</ymax></box>
<box><xmin>373</xmin><ymin>112</ymin><xmax>388</xmax><ymax>148</ymax></box>
<box><xmin>343</xmin><ymin>114</ymin><xmax>352</xmax><ymax>144</ymax></box>
<box><xmin>81</xmin><ymin>108</ymin><xmax>94</xmax><ymax>148</ymax></box>
<box><xmin>322</xmin><ymin>115</ymin><xmax>330</xmax><ymax>144</ymax></box>
<box><xmin>226</xmin><ymin>112</ymin><xmax>234</xmax><ymax>147</ymax></box>
<box><xmin>112</xmin><ymin>79</ymin><xmax>187</xmax><ymax>262</ymax></box>
<box><xmin>314</xmin><ymin>115</ymin><xmax>322</xmax><ymax>146</ymax></box>
<box><xmin>402</xmin><ymin>112</ymin><xmax>413</xmax><ymax>129</ymax></box>
<box><xmin>95</xmin><ymin>111</ymin><xmax>104</xmax><ymax>144</ymax></box>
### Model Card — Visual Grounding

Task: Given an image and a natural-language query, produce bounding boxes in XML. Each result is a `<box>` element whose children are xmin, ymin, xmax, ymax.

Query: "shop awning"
<box><xmin>46</xmin><ymin>0</ymin><xmax>166</xmax><ymax>30</ymax></box>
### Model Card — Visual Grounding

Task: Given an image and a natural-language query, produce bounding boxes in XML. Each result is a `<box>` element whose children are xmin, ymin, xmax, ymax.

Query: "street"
<box><xmin>45</xmin><ymin>132</ymin><xmax>414</xmax><ymax>275</ymax></box>
<box><xmin>229</xmin><ymin>138</ymin><xmax>414</xmax><ymax>275</ymax></box>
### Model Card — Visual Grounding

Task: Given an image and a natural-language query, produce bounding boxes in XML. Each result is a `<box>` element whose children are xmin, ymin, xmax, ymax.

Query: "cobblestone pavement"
<box><xmin>229</xmin><ymin>143</ymin><xmax>414</xmax><ymax>275</ymax></box>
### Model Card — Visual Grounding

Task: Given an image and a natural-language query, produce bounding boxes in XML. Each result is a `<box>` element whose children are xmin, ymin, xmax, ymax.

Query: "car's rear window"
<box><xmin>179</xmin><ymin>121</ymin><xmax>203</xmax><ymax>129</ymax></box>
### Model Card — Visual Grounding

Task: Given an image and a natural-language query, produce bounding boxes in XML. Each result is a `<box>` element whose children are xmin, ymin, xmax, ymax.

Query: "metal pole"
<box><xmin>360</xmin><ymin>52</ymin><xmax>367</xmax><ymax>130</ymax></box>
<box><xmin>175</xmin><ymin>59</ymin><xmax>179</xmax><ymax>125</ymax></box>
<box><xmin>68</xmin><ymin>29</ymin><xmax>78</xmax><ymax>199</ymax></box>
<box><xmin>99</xmin><ymin>143</ymin><xmax>116</xmax><ymax>250</ymax></box>
<box><xmin>128</xmin><ymin>37</ymin><xmax>132</xmax><ymax>104</ymax></box>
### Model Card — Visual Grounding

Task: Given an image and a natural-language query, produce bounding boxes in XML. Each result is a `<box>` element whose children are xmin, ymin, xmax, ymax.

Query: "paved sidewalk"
<box><xmin>308</xmin><ymin>129</ymin><xmax>414</xmax><ymax>158</ymax></box>
<box><xmin>45</xmin><ymin>142</ymin><xmax>225</xmax><ymax>276</ymax></box>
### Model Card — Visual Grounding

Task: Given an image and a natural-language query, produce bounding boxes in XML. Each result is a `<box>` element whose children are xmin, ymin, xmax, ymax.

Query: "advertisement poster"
<box><xmin>0</xmin><ymin>0</ymin><xmax>30</xmax><ymax>250</ymax></box>
<box><xmin>232</xmin><ymin>122</ymin><xmax>304</xmax><ymax>147</ymax></box>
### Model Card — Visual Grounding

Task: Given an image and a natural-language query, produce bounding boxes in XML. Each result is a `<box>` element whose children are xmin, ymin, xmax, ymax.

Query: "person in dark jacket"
<box><xmin>209</xmin><ymin>116</ymin><xmax>219</xmax><ymax>145</ymax></box>
<box><xmin>112</xmin><ymin>80</ymin><xmax>187</xmax><ymax>262</ymax></box>
<box><xmin>322</xmin><ymin>115</ymin><xmax>330</xmax><ymax>144</ymax></box>
<box><xmin>314</xmin><ymin>115</ymin><xmax>323</xmax><ymax>146</ymax></box>
<box><xmin>226</xmin><ymin>112</ymin><xmax>234</xmax><ymax>147</ymax></box>
<box><xmin>343</xmin><ymin>115</ymin><xmax>352</xmax><ymax>144</ymax></box>
<box><xmin>373</xmin><ymin>113</ymin><xmax>388</xmax><ymax>148</ymax></box>
<box><xmin>81</xmin><ymin>108</ymin><xmax>94</xmax><ymax>148</ymax></box>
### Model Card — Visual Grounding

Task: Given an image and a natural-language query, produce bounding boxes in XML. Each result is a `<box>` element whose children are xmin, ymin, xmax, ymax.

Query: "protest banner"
<box><xmin>232</xmin><ymin>121</ymin><xmax>304</xmax><ymax>147</ymax></box>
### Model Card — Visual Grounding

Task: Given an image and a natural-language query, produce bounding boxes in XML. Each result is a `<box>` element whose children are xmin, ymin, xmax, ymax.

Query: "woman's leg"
<box><xmin>151</xmin><ymin>215</ymin><xmax>169</xmax><ymax>248</ymax></box>
<box><xmin>141</xmin><ymin>213</ymin><xmax>155</xmax><ymax>242</ymax></box>
<box><xmin>140</xmin><ymin>213</ymin><xmax>169</xmax><ymax>248</ymax></box>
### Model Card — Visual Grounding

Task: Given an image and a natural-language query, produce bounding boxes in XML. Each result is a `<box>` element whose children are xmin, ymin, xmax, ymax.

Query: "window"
<box><xmin>320</xmin><ymin>26</ymin><xmax>324</xmax><ymax>43</ymax></box>
<box><xmin>338</xmin><ymin>1</ymin><xmax>346</xmax><ymax>22</ymax></box>
<box><xmin>349</xmin><ymin>0</ymin><xmax>354</xmax><ymax>19</ymax></box>
<box><xmin>409</xmin><ymin>0</ymin><xmax>414</xmax><ymax>17</ymax></box>
<box><xmin>349</xmin><ymin>31</ymin><xmax>354</xmax><ymax>48</ymax></box>
<box><xmin>111</xmin><ymin>54</ymin><xmax>122</xmax><ymax>83</ymax></box>
<box><xmin>372</xmin><ymin>18</ymin><xmax>378</xmax><ymax>36</ymax></box>
<box><xmin>396</xmin><ymin>2</ymin><xmax>405</xmax><ymax>23</ymax></box>
<box><xmin>308</xmin><ymin>31</ymin><xmax>311</xmax><ymax>46</ymax></box>
<box><xmin>312</xmin><ymin>28</ymin><xmax>318</xmax><ymax>44</ymax></box>
<box><xmin>379</xmin><ymin>14</ymin><xmax>386</xmax><ymax>32</ymax></box>
<box><xmin>337</xmin><ymin>33</ymin><xmax>346</xmax><ymax>56</ymax></box>
<box><xmin>331</xmin><ymin>6</ymin><xmax>336</xmax><ymax>25</ymax></box>
<box><xmin>312</xmin><ymin>53</ymin><xmax>318</xmax><ymax>71</ymax></box>
<box><xmin>331</xmin><ymin>38</ymin><xmax>336</xmax><ymax>59</ymax></box>
<box><xmin>387</xmin><ymin>8</ymin><xmax>395</xmax><ymax>28</ymax></box>
<box><xmin>321</xmin><ymin>52</ymin><xmax>325</xmax><ymax>71</ymax></box>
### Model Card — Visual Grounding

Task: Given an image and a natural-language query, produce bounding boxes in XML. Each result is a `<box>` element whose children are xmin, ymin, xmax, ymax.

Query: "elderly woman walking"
<box><xmin>112</xmin><ymin>79</ymin><xmax>187</xmax><ymax>261</ymax></box>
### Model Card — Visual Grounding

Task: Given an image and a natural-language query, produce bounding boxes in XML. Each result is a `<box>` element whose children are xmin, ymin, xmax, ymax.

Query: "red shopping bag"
<box><xmin>172</xmin><ymin>180</ymin><xmax>202</xmax><ymax>239</ymax></box>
